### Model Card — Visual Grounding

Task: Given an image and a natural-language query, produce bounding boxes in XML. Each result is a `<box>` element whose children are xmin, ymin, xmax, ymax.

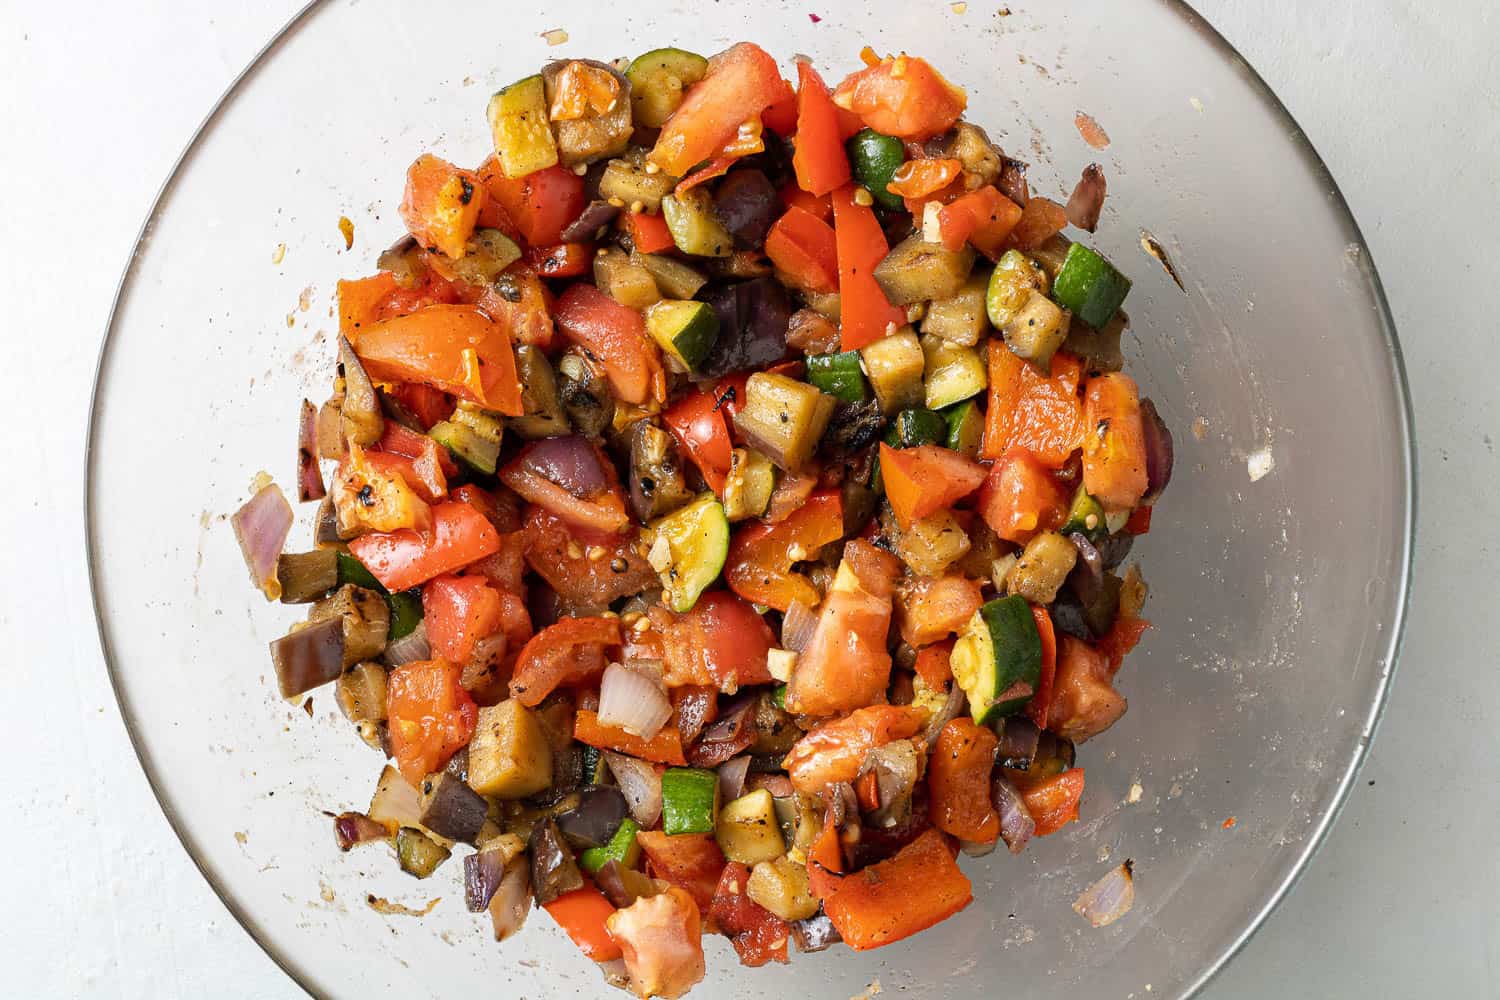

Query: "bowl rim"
<box><xmin>82</xmin><ymin>2</ymin><xmax>1417</xmax><ymax>997</ymax></box>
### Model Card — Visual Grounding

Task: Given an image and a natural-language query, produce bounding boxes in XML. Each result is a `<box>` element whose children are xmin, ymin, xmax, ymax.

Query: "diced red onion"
<box><xmin>1140</xmin><ymin>398</ymin><xmax>1174</xmax><ymax>504</ymax></box>
<box><xmin>1065</xmin><ymin>163</ymin><xmax>1107</xmax><ymax>233</ymax></box>
<box><xmin>489</xmin><ymin>859</ymin><xmax>532</xmax><ymax>941</ymax></box>
<box><xmin>598</xmin><ymin>662</ymin><xmax>672</xmax><ymax>739</ymax></box>
<box><xmin>1073</xmin><ymin>860</ymin><xmax>1135</xmax><ymax>928</ymax></box>
<box><xmin>790</xmin><ymin>913</ymin><xmax>842</xmax><ymax>953</ymax></box>
<box><xmin>331</xmin><ymin>811</ymin><xmax>388</xmax><ymax>851</ymax></box>
<box><xmin>718</xmin><ymin>755</ymin><xmax>752</xmax><ymax>801</ymax></box>
<box><xmin>604</xmin><ymin>751</ymin><xmax>663</xmax><ymax>828</ymax></box>
<box><xmin>596</xmin><ymin>958</ymin><xmax>631</xmax><ymax>991</ymax></box>
<box><xmin>992</xmin><ymin>775</ymin><xmax>1036</xmax><ymax>854</ymax></box>
<box><xmin>382</xmin><ymin>619</ymin><xmax>431</xmax><ymax>667</ymax></box>
<box><xmin>518</xmin><ymin>436</ymin><xmax>609</xmax><ymax>499</ymax></box>
<box><xmin>746</xmin><ymin>772</ymin><xmax>794</xmax><ymax>797</ymax></box>
<box><xmin>232</xmin><ymin>483</ymin><xmax>293</xmax><ymax>599</ymax></box>
<box><xmin>922</xmin><ymin>682</ymin><xmax>968</xmax><ymax>744</ymax></box>
<box><xmin>780</xmin><ymin>599</ymin><xmax>818</xmax><ymax>653</ymax></box>
<box><xmin>465</xmin><ymin>844</ymin><xmax>510</xmax><ymax>912</ymax></box>
<box><xmin>297</xmin><ymin>400</ymin><xmax>326</xmax><ymax>502</ymax></box>
<box><xmin>687</xmin><ymin>694</ymin><xmax>758</xmax><ymax>768</ymax></box>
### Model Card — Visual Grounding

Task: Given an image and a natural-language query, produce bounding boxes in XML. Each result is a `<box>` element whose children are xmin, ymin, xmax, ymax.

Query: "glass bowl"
<box><xmin>85</xmin><ymin>1</ymin><xmax>1413</xmax><ymax>997</ymax></box>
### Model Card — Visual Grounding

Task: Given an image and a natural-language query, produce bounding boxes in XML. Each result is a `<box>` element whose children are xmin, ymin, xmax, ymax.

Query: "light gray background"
<box><xmin>2</xmin><ymin>1</ymin><xmax>1492</xmax><ymax>996</ymax></box>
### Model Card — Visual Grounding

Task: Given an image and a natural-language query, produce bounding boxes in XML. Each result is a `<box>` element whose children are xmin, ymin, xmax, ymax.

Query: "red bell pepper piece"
<box><xmin>348</xmin><ymin>304</ymin><xmax>524</xmax><ymax>415</ymax></box>
<box><xmin>478</xmin><ymin>160</ymin><xmax>585</xmax><ymax>247</ymax></box>
<box><xmin>764</xmin><ymin>206</ymin><xmax>839</xmax><ymax>293</ymax></box>
<box><xmin>982</xmin><ymin>344</ymin><xmax>1087</xmax><ymax>467</ymax></box>
<box><xmin>347</xmin><ymin>500</ymin><xmax>501</xmax><ymax>592</ymax></box>
<box><xmin>574</xmin><ymin>710</ymin><xmax>688</xmax><ymax>766</ymax></box>
<box><xmin>1015</xmin><ymin>768</ymin><xmax>1086</xmax><ymax>836</ymax></box>
<box><xmin>399</xmin><ymin>154</ymin><xmax>483</xmax><ymax>259</ymax></box>
<box><xmin>936</xmin><ymin>185</ymin><xmax>1023</xmax><ymax>255</ymax></box>
<box><xmin>877</xmin><ymin>443</ymin><xmax>986</xmax><ymax>529</ymax></box>
<box><xmin>778</xmin><ymin>180</ymin><xmax>832</xmax><ymax>221</ymax></box>
<box><xmin>1027</xmin><ymin>604</ymin><xmax>1058</xmax><ymax>729</ymax></box>
<box><xmin>526</xmin><ymin>242</ymin><xmax>593</xmax><ymax>278</ymax></box>
<box><xmin>1125</xmin><ymin>505</ymin><xmax>1153</xmax><ymax>535</ymax></box>
<box><xmin>422</xmin><ymin>574</ymin><xmax>505</xmax><ymax>665</ymax></box>
<box><xmin>724</xmin><ymin>491</ymin><xmax>844</xmax><ymax>611</ymax></box>
<box><xmin>663</xmin><ymin>389</ymin><xmax>734</xmax><ymax>494</ymax></box>
<box><xmin>760</xmin><ymin>76</ymin><xmax>798</xmax><ymax>136</ymax></box>
<box><xmin>831</xmin><ymin>185</ymin><xmax>905</xmax><ymax>349</ymax></box>
<box><xmin>675</xmin><ymin>156</ymin><xmax>737</xmax><ymax>195</ymax></box>
<box><xmin>822</xmin><ymin>828</ymin><xmax>973</xmax><ymax>950</ymax></box>
<box><xmin>791</xmin><ymin>61</ymin><xmax>851</xmax><ymax>196</ymax></box>
<box><xmin>544</xmin><ymin>884</ymin><xmax>623</xmax><ymax>961</ymax></box>
<box><xmin>929</xmin><ymin>718</ymin><xmax>1001</xmax><ymax>843</ymax></box>
<box><xmin>626</xmin><ymin>211</ymin><xmax>676</xmax><ymax>254</ymax></box>
<box><xmin>1082</xmin><ymin>372</ymin><xmax>1150</xmax><ymax>512</ymax></box>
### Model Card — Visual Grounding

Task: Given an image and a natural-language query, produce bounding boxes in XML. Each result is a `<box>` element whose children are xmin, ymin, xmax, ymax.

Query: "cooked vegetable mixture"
<box><xmin>237</xmin><ymin>41</ymin><xmax>1173</xmax><ymax>997</ymax></box>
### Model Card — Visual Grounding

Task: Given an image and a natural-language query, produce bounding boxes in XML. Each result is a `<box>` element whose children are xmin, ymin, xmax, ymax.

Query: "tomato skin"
<box><xmin>659</xmin><ymin>591</ymin><xmax>776</xmax><ymax>690</ymax></box>
<box><xmin>635</xmin><ymin>831</ymin><xmax>726</xmax><ymax>913</ymax></box>
<box><xmin>626</xmin><ymin>211</ymin><xmax>676</xmax><ymax>254</ymax></box>
<box><xmin>1026</xmin><ymin>605</ymin><xmax>1057</xmax><ymax>729</ymax></box>
<box><xmin>878</xmin><ymin>443</ymin><xmax>986</xmax><ymax>529</ymax></box>
<box><xmin>422</xmin><ymin>574</ymin><xmax>505</xmax><ymax>665</ymax></box>
<box><xmin>724</xmin><ymin>491</ymin><xmax>844</xmax><ymax>612</ymax></box>
<box><xmin>1014</xmin><ymin>768</ymin><xmax>1086</xmax><ymax>836</ymax></box>
<box><xmin>785</xmin><ymin>543</ymin><xmax>896</xmax><ymax>717</ymax></box>
<box><xmin>936</xmin><ymin>185</ymin><xmax>1023</xmax><ymax>257</ymax></box>
<box><xmin>574</xmin><ymin>710</ymin><xmax>688</xmax><ymax>765</ymax></box>
<box><xmin>649</xmin><ymin>42</ymin><xmax>785</xmax><ymax>177</ymax></box>
<box><xmin>384</xmin><ymin>382</ymin><xmax>455</xmax><ymax>430</ymax></box>
<box><xmin>475</xmin><ymin>262</ymin><xmax>555</xmax><ymax>349</ymax></box>
<box><xmin>554</xmin><ymin>283</ymin><xmax>666</xmax><ymax>406</ymax></box>
<box><xmin>477</xmin><ymin>160</ymin><xmax>585</xmax><ymax>247</ymax></box>
<box><xmin>710</xmin><ymin>862</ymin><xmax>791</xmax><ymax>966</ymax></box>
<box><xmin>760</xmin><ymin>76</ymin><xmax>798</xmax><ymax>136</ymax></box>
<box><xmin>348</xmin><ymin>500</ymin><xmax>501</xmax><ymax>593</ymax></box>
<box><xmin>822</xmin><ymin>829</ymin><xmax>973</xmax><ymax>951</ymax></box>
<box><xmin>929</xmin><ymin>718</ymin><xmax>1001</xmax><ymax>843</ymax></box>
<box><xmin>913</xmin><ymin>638</ymin><xmax>955</xmax><ymax>690</ymax></box>
<box><xmin>831</xmin><ymin>55</ymin><xmax>967</xmax><ymax>140</ymax></box>
<box><xmin>519</xmin><ymin>506</ymin><xmax>657</xmax><ymax>608</ymax></box>
<box><xmin>976</xmin><ymin>448</ymin><xmax>1069</xmax><ymax>546</ymax></box>
<box><xmin>348</xmin><ymin>304</ymin><xmax>523</xmax><ymax>415</ymax></box>
<box><xmin>526</xmin><ymin>242</ymin><xmax>593</xmax><ymax>278</ymax></box>
<box><xmin>782</xmin><ymin>705</ymin><xmax>928</xmax><ymax>794</ymax></box>
<box><xmin>1082</xmin><ymin>372</ymin><xmax>1150</xmax><ymax>512</ymax></box>
<box><xmin>896</xmin><ymin>574</ymin><xmax>983</xmax><ymax>648</ymax></box>
<box><xmin>399</xmin><ymin>154</ymin><xmax>483</xmax><ymax>259</ymax></box>
<box><xmin>508</xmin><ymin>616</ymin><xmax>621</xmax><ymax>707</ymax></box>
<box><xmin>387</xmin><ymin>659</ymin><xmax>478</xmax><ymax>784</ymax></box>
<box><xmin>606</xmin><ymin>886</ymin><xmax>706</xmax><ymax>1000</ymax></box>
<box><xmin>663</xmin><ymin>390</ymin><xmax>734</xmax><ymax>494</ymax></box>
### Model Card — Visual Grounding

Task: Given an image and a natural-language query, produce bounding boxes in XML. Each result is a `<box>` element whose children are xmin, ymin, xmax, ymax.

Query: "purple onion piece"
<box><xmin>688</xmin><ymin>694</ymin><xmax>758</xmax><ymax>767</ymax></box>
<box><xmin>383</xmin><ymin>619</ymin><xmax>431</xmax><ymax>667</ymax></box>
<box><xmin>233</xmin><ymin>483</ymin><xmax>293</xmax><ymax>599</ymax></box>
<box><xmin>790</xmin><ymin>912</ymin><xmax>842</xmax><ymax>953</ymax></box>
<box><xmin>694</xmin><ymin>278</ymin><xmax>791</xmax><ymax>380</ymax></box>
<box><xmin>780</xmin><ymin>599</ymin><xmax>818</xmax><ymax>653</ymax></box>
<box><xmin>921</xmin><ymin>681</ymin><xmax>967</xmax><ymax>744</ymax></box>
<box><xmin>1139</xmin><ymin>398</ymin><xmax>1174</xmax><ymax>504</ymax></box>
<box><xmin>465</xmin><ymin>845</ymin><xmax>510</xmax><ymax>912</ymax></box>
<box><xmin>332</xmin><ymin>811</ymin><xmax>389</xmax><ymax>851</ymax></box>
<box><xmin>517</xmin><ymin>436</ymin><xmax>609</xmax><ymax>498</ymax></box>
<box><xmin>1066</xmin><ymin>532</ymin><xmax>1106</xmax><ymax>605</ymax></box>
<box><xmin>604</xmin><ymin>751</ymin><xmax>663</xmax><ymax>829</ymax></box>
<box><xmin>297</xmin><ymin>400</ymin><xmax>326</xmax><ymax>502</ymax></box>
<box><xmin>992</xmin><ymin>775</ymin><xmax>1037</xmax><ymax>855</ymax></box>
<box><xmin>560</xmin><ymin>199</ymin><xmax>621</xmax><ymax>243</ymax></box>
<box><xmin>1064</xmin><ymin>163</ymin><xmax>1107</xmax><ymax>233</ymax></box>
<box><xmin>1073</xmin><ymin>860</ymin><xmax>1135</xmax><ymax>928</ymax></box>
<box><xmin>995</xmin><ymin>715</ymin><xmax>1041</xmax><ymax>771</ymax></box>
<box><xmin>718</xmin><ymin>755</ymin><xmax>752</xmax><ymax>802</ymax></box>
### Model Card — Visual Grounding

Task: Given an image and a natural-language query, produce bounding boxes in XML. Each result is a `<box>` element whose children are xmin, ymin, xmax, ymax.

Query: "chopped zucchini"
<box><xmin>921</xmin><ymin>335</ymin><xmax>987</xmax><ymax>410</ymax></box>
<box><xmin>884</xmin><ymin>408</ymin><xmax>947</xmax><ymax>448</ymax></box>
<box><xmin>511</xmin><ymin>345</ymin><xmax>572</xmax><ymax>439</ymax></box>
<box><xmin>746</xmin><ymin>856</ymin><xmax>819</xmax><ymax>921</ymax></box>
<box><xmin>894</xmin><ymin>509</ymin><xmax>972</xmax><ymax>577</ymax></box>
<box><xmin>941</xmin><ymin>400</ymin><xmax>985</xmax><ymax>458</ymax></box>
<box><xmin>950</xmin><ymin>594</ymin><xmax>1042</xmax><ymax>724</ymax></box>
<box><xmin>486</xmin><ymin>75</ymin><xmax>558</xmax><ymax>178</ymax></box>
<box><xmin>985</xmin><ymin>249</ymin><xmax>1048</xmax><ymax>330</ymax></box>
<box><xmin>661</xmin><ymin>188</ymin><xmax>733</xmax><ymax>257</ymax></box>
<box><xmin>922</xmin><ymin>272</ymin><xmax>990</xmax><ymax>347</ymax></box>
<box><xmin>771</xmin><ymin>683</ymin><xmax>789</xmax><ymax>711</ymax></box>
<box><xmin>1008</xmin><ymin>531</ymin><xmax>1077</xmax><ymax>605</ymax></box>
<box><xmin>579</xmin><ymin>817</ymin><xmax>642</xmax><ymax>874</ymax></box>
<box><xmin>722</xmin><ymin>448</ymin><xmax>776</xmax><ymax>521</ymax></box>
<box><xmin>580</xmin><ymin>744</ymin><xmax>607</xmax><ymax>785</ymax></box>
<box><xmin>860</xmin><ymin>327</ymin><xmax>926</xmax><ymax>414</ymax></box>
<box><xmin>660</xmin><ymin>767</ymin><xmax>719</xmax><ymax>835</ymax></box>
<box><xmin>805</xmin><ymin>351</ymin><xmax>869</xmax><ymax>404</ymax></box>
<box><xmin>1051</xmin><ymin>242</ymin><xmax>1133</xmax><ymax>329</ymax></box>
<box><xmin>276</xmin><ymin>549</ymin><xmax>338</xmax><ymax>604</ymax></box>
<box><xmin>731</xmin><ymin>373</ymin><xmax>836</xmax><ymax>472</ymax></box>
<box><xmin>593</xmin><ymin>248</ymin><xmax>661</xmax><ymax>310</ymax></box>
<box><xmin>716</xmin><ymin>789</ymin><xmax>786</xmax><ymax>865</ymax></box>
<box><xmin>644</xmin><ymin>299</ymin><xmax>719</xmax><ymax>371</ymax></box>
<box><xmin>648</xmin><ymin>494</ymin><xmax>731</xmax><ymax>612</ymax></box>
<box><xmin>428</xmin><ymin>228</ymin><xmax>523</xmax><ymax>287</ymax></box>
<box><xmin>633</xmin><ymin>252</ymin><xmax>708</xmax><ymax>299</ymax></box>
<box><xmin>429</xmin><ymin>419</ymin><xmax>501</xmax><ymax>475</ymax></box>
<box><xmin>467</xmin><ymin>700</ymin><xmax>553</xmax><ymax>799</ymax></box>
<box><xmin>847</xmin><ymin>128</ymin><xmax>906</xmax><ymax>210</ymax></box>
<box><xmin>1003</xmin><ymin>290</ymin><xmax>1070</xmax><ymax>370</ymax></box>
<box><xmin>626</xmin><ymin>47</ymin><xmax>709</xmax><ymax>128</ymax></box>
<box><xmin>396</xmin><ymin>826</ymin><xmax>451</xmax><ymax>878</ymax></box>
<box><xmin>873</xmin><ymin>233</ymin><xmax>975</xmax><ymax>305</ymax></box>
<box><xmin>1061</xmin><ymin>485</ymin><xmax>1107</xmax><ymax>540</ymax></box>
<box><xmin>599</xmin><ymin>154</ymin><xmax>677</xmax><ymax>212</ymax></box>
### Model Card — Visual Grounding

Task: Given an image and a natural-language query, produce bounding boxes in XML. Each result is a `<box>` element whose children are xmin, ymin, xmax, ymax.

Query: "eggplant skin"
<box><xmin>528</xmin><ymin>818</ymin><xmax>585</xmax><ymax>905</ymax></box>
<box><xmin>418</xmin><ymin>773</ymin><xmax>489</xmax><ymax>844</ymax></box>
<box><xmin>269</xmin><ymin>616</ymin><xmax>345</xmax><ymax>699</ymax></box>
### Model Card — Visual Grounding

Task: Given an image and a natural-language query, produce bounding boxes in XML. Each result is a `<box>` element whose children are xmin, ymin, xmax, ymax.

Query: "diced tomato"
<box><xmin>544</xmin><ymin>883</ymin><xmax>622</xmax><ymax>961</ymax></box>
<box><xmin>1026</xmin><ymin>605</ymin><xmax>1058</xmax><ymax>729</ymax></box>
<box><xmin>554</xmin><ymin>283</ymin><xmax>666</xmax><ymax>406</ymax></box>
<box><xmin>525</xmin><ymin>242</ymin><xmax>591</xmax><ymax>279</ymax></box>
<box><xmin>626</xmin><ymin>211</ymin><xmax>676</xmax><ymax>254</ymax></box>
<box><xmin>760</xmin><ymin>76</ymin><xmax>798</xmax><ymax>136</ymax></box>
<box><xmin>379</xmin><ymin>420</ymin><xmax>459</xmax><ymax>477</ymax></box>
<box><xmin>360</xmin><ymin>450</ymin><xmax>446</xmax><ymax>504</ymax></box>
<box><xmin>1005</xmin><ymin>195</ymin><xmax>1069</xmax><ymax>251</ymax></box>
<box><xmin>662</xmin><ymin>389</ymin><xmax>734</xmax><ymax>494</ymax></box>
<box><xmin>913</xmin><ymin>639</ymin><xmax>955</xmax><ymax>690</ymax></box>
<box><xmin>348</xmin><ymin>499</ymin><xmax>501</xmax><ymax>592</ymax></box>
<box><xmin>636</xmin><ymin>831</ymin><xmax>727</xmax><ymax>913</ymax></box>
<box><xmin>785</xmin><ymin>542</ymin><xmax>896</xmax><ymax>717</ymax></box>
<box><xmin>649</xmin><ymin>43</ymin><xmax>785</xmax><ymax>177</ymax></box>
<box><xmin>936</xmin><ymin>185</ymin><xmax>1023</xmax><ymax>256</ymax></box>
<box><xmin>330</xmin><ymin>445</ymin><xmax>432</xmax><ymax>535</ymax></box>
<box><xmin>976</xmin><ymin>447</ymin><xmax>1069</xmax><ymax>545</ymax></box>
<box><xmin>724</xmin><ymin>491</ymin><xmax>844</xmax><ymax>611</ymax></box>
<box><xmin>519</xmin><ymin>506</ymin><xmax>658</xmax><ymax>608</ymax></box>
<box><xmin>1047</xmin><ymin>637</ymin><xmax>1127</xmax><ymax>743</ymax></box>
<box><xmin>782</xmin><ymin>705</ymin><xmax>929</xmax><ymax>794</ymax></box>
<box><xmin>574</xmin><ymin>710</ymin><xmax>688</xmax><ymax>766</ymax></box>
<box><xmin>982</xmin><ymin>345</ymin><xmax>1087</xmax><ymax>468</ymax></box>
<box><xmin>338</xmin><ymin>272</ymin><xmax>399</xmax><ymax>336</ymax></box>
<box><xmin>886</xmin><ymin>158</ymin><xmax>962</xmax><ymax>199</ymax></box>
<box><xmin>778</xmin><ymin>181</ymin><xmax>833</xmax><ymax>221</ymax></box>
<box><xmin>791</xmin><ymin>61</ymin><xmax>851</xmax><ymax>197</ymax></box>
<box><xmin>659</xmin><ymin>591</ymin><xmax>777</xmax><ymax>691</ymax></box>
<box><xmin>764</xmin><ymin>206</ymin><xmax>839</xmax><ymax>293</ymax></box>
<box><xmin>897</xmin><ymin>575</ymin><xmax>983</xmax><ymax>648</ymax></box>
<box><xmin>508</xmin><ymin>616</ymin><xmax>621</xmax><ymax>707</ymax></box>
<box><xmin>1014</xmin><ymin>768</ymin><xmax>1086</xmax><ymax>836</ymax></box>
<box><xmin>451</xmin><ymin>483</ymin><xmax>522</xmax><ymax>533</ymax></box>
<box><xmin>929</xmin><ymin>718</ymin><xmax>1000</xmax><ymax>843</ymax></box>
<box><xmin>399</xmin><ymin>154</ymin><xmax>483</xmax><ymax>259</ymax></box>
<box><xmin>348</xmin><ymin>303</ymin><xmax>523</xmax><ymax>415</ymax></box>
<box><xmin>422</xmin><ymin>574</ymin><xmax>504</xmax><ymax>665</ymax></box>
<box><xmin>372</xmin><ymin>267</ymin><xmax>465</xmax><ymax>320</ymax></box>
<box><xmin>831</xmin><ymin>55</ymin><xmax>967</xmax><ymax>139</ymax></box>
<box><xmin>471</xmin><ymin>534</ymin><xmax>527</xmax><ymax>598</ymax></box>
<box><xmin>831</xmin><ymin>185</ymin><xmax>905</xmax><ymax>349</ymax></box>
<box><xmin>606</xmin><ymin>887</ymin><xmax>706</xmax><ymax>1000</ymax></box>
<box><xmin>878</xmin><ymin>443</ymin><xmax>986</xmax><ymax>529</ymax></box>
<box><xmin>1125</xmin><ymin>505</ymin><xmax>1153</xmax><ymax>535</ymax></box>
<box><xmin>384</xmin><ymin>382</ymin><xmax>455</xmax><ymax>430</ymax></box>
<box><xmin>475</xmin><ymin>262</ymin><xmax>555</xmax><ymax>349</ymax></box>
<box><xmin>1082</xmin><ymin>372</ymin><xmax>1149</xmax><ymax>512</ymax></box>
<box><xmin>823</xmin><ymin>828</ymin><xmax>973</xmax><ymax>950</ymax></box>
<box><xmin>477</xmin><ymin>159</ymin><xmax>586</xmax><ymax>247</ymax></box>
<box><xmin>498</xmin><ymin>447</ymin><xmax>631</xmax><ymax>536</ymax></box>
<box><xmin>710</xmin><ymin>862</ymin><xmax>791</xmax><ymax>966</ymax></box>
<box><xmin>387</xmin><ymin>659</ymin><xmax>478</xmax><ymax>784</ymax></box>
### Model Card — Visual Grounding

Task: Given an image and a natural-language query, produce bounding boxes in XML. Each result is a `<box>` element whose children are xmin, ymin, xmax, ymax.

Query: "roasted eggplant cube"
<box><xmin>468</xmin><ymin>699</ymin><xmax>553</xmax><ymax>799</ymax></box>
<box><xmin>731</xmin><ymin>373</ymin><xmax>836</xmax><ymax>472</ymax></box>
<box><xmin>873</xmin><ymin>234</ymin><xmax>975</xmax><ymax>306</ymax></box>
<box><xmin>269</xmin><ymin>616</ymin><xmax>345</xmax><ymax>699</ymax></box>
<box><xmin>309</xmin><ymin>584</ymin><xmax>390</xmax><ymax>666</ymax></box>
<box><xmin>275</xmin><ymin>549</ymin><xmax>338</xmax><ymax>604</ymax></box>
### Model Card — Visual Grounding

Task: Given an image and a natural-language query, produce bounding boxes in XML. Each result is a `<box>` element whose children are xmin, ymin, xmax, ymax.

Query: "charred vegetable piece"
<box><xmin>645</xmin><ymin>299</ymin><xmax>719</xmax><ymax>371</ymax></box>
<box><xmin>580</xmin><ymin>817</ymin><xmax>642</xmax><ymax>874</ymax></box>
<box><xmin>429</xmin><ymin>228</ymin><xmax>523</xmax><ymax>286</ymax></box>
<box><xmin>715</xmin><ymin>789</ymin><xmax>785</xmax><ymax>865</ymax></box>
<box><xmin>922</xmin><ymin>272</ymin><xmax>990</xmax><ymax>347</ymax></box>
<box><xmin>594</xmin><ymin>248</ymin><xmax>662</xmax><ymax>310</ymax></box>
<box><xmin>599</xmin><ymin>153</ymin><xmax>677</xmax><ymax>213</ymax></box>
<box><xmin>560</xmin><ymin>199</ymin><xmax>621</xmax><ymax>242</ymax></box>
<box><xmin>396</xmin><ymin>826</ymin><xmax>452</xmax><ymax>878</ymax></box>
<box><xmin>791</xmin><ymin>912</ymin><xmax>842</xmax><ymax>953</ymax></box>
<box><xmin>722</xmin><ymin>447</ymin><xmax>776</xmax><ymax>521</ymax></box>
<box><xmin>335</xmin><ymin>661</ymin><xmax>388</xmax><ymax>724</ymax></box>
<box><xmin>806</xmin><ymin>351</ymin><xmax>868</xmax><ymax>404</ymax></box>
<box><xmin>1061</xmin><ymin>485</ymin><xmax>1107</xmax><ymax>541</ymax></box>
<box><xmin>921</xmin><ymin>336</ymin><xmax>987</xmax><ymax>411</ymax></box>
<box><xmin>337</xmin><ymin>337</ymin><xmax>384</xmax><ymax>447</ymax></box>
<box><xmin>1008</xmin><ymin>531</ymin><xmax>1078</xmax><ymax>605</ymax></box>
<box><xmin>873</xmin><ymin>234</ymin><xmax>974</xmax><ymax>306</ymax></box>
<box><xmin>647</xmin><ymin>494</ymin><xmax>731</xmax><ymax>613</ymax></box>
<box><xmin>634</xmin><ymin>253</ymin><xmax>709</xmax><ymax>299</ymax></box>
<box><xmin>884</xmin><ymin>408</ymin><xmax>946</xmax><ymax>449</ymax></box>
<box><xmin>276</xmin><ymin>549</ymin><xmax>338</xmax><ymax>604</ymax></box>
<box><xmin>860</xmin><ymin>327</ymin><xmax>925</xmax><ymax>414</ymax></box>
<box><xmin>269</xmin><ymin>616</ymin><xmax>345</xmax><ymax>699</ymax></box>
<box><xmin>429</xmin><ymin>419</ymin><xmax>500</xmax><ymax>475</ymax></box>
<box><xmin>1051</xmin><ymin>242</ymin><xmax>1132</xmax><ymax>330</ymax></box>
<box><xmin>746</xmin><ymin>855</ymin><xmax>819</xmax><ymax>922</ymax></box>
<box><xmin>1062</xmin><ymin>309</ymin><xmax>1127</xmax><ymax>373</ymax></box>
<box><xmin>731</xmin><ymin>372</ymin><xmax>836</xmax><ymax>472</ymax></box>
<box><xmin>488</xmin><ymin>75</ymin><xmax>560</xmax><ymax>178</ymax></box>
<box><xmin>419</xmin><ymin>772</ymin><xmax>490</xmax><ymax>843</ymax></box>
<box><xmin>557</xmin><ymin>353</ymin><xmax>617</xmax><ymax>439</ymax></box>
<box><xmin>951</xmin><ymin>594</ymin><xmax>1042</xmax><ymax>724</ymax></box>
<box><xmin>511</xmin><ymin>345</ymin><xmax>572</xmax><ymax>439</ymax></box>
<box><xmin>309</xmin><ymin>584</ymin><xmax>390</xmax><ymax>666</ymax></box>
<box><xmin>468</xmin><ymin>699</ymin><xmax>553</xmax><ymax>799</ymax></box>
<box><xmin>847</xmin><ymin>128</ymin><xmax>906</xmax><ymax>210</ymax></box>
<box><xmin>529</xmin><ymin>817</ymin><xmax>586</xmax><ymax>905</ymax></box>
<box><xmin>985</xmin><ymin>249</ymin><xmax>1048</xmax><ymax>329</ymax></box>
<box><xmin>926</xmin><ymin>122</ymin><xmax>1003</xmax><ymax>186</ymax></box>
<box><xmin>626</xmin><ymin>47</ymin><xmax>709</xmax><ymax>128</ymax></box>
<box><xmin>660</xmin><ymin>767</ymin><xmax>720</xmax><ymax>835</ymax></box>
<box><xmin>541</xmin><ymin>59</ymin><xmax>634</xmax><ymax>168</ymax></box>
<box><xmin>662</xmin><ymin>188</ymin><xmax>734</xmax><ymax>257</ymax></box>
<box><xmin>629</xmin><ymin>421</ymin><xmax>694</xmax><ymax>522</ymax></box>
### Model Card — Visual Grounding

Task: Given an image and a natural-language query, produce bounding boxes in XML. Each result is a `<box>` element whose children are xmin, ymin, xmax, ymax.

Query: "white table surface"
<box><xmin>5</xmin><ymin>2</ymin><xmax>1495</xmax><ymax>996</ymax></box>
